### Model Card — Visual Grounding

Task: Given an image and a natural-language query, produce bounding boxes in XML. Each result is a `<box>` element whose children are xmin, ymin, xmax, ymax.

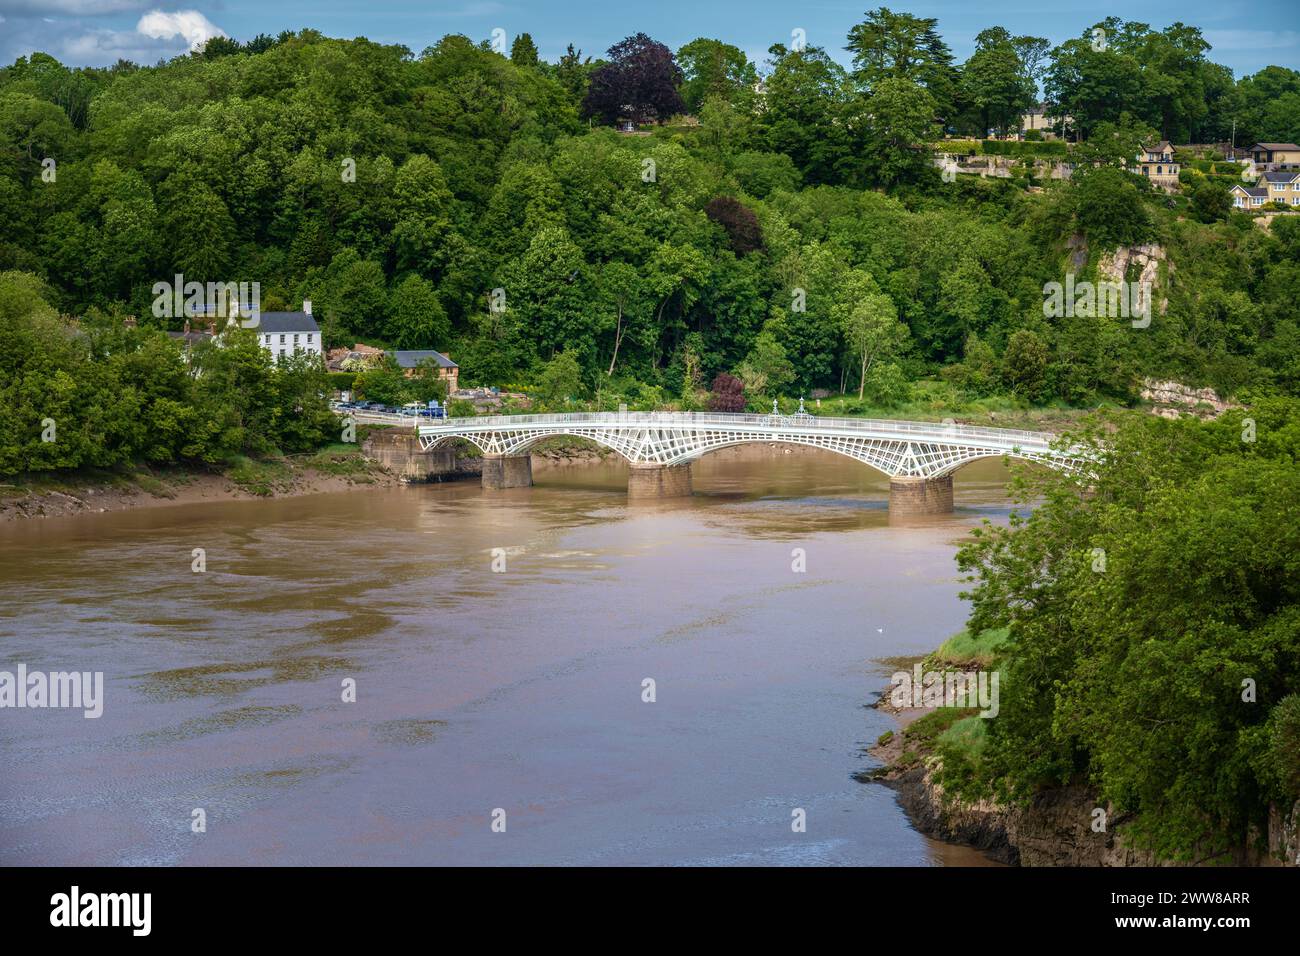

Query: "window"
<box><xmin>1293</xmin><ymin>196</ymin><xmax>1300</xmax><ymax>205</ymax></box>
<box><xmin>306</xmin><ymin>334</ymin><xmax>313</xmax><ymax>344</ymax></box>
<box><xmin>279</xmin><ymin>334</ymin><xmax>286</xmax><ymax>344</ymax></box>
<box><xmin>293</xmin><ymin>334</ymin><xmax>299</xmax><ymax>345</ymax></box>
<box><xmin>1156</xmin><ymin>166</ymin><xmax>1163</xmax><ymax>175</ymax></box>
<box><xmin>279</xmin><ymin>349</ymin><xmax>285</xmax><ymax>358</ymax></box>
<box><xmin>1254</xmin><ymin>196</ymin><xmax>1265</xmax><ymax>205</ymax></box>
<box><xmin>264</xmin><ymin>334</ymin><xmax>270</xmax><ymax>344</ymax></box>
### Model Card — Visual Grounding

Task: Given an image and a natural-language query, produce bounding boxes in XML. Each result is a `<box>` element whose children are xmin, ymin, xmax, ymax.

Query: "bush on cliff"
<box><xmin>954</xmin><ymin>396</ymin><xmax>1300</xmax><ymax>862</ymax></box>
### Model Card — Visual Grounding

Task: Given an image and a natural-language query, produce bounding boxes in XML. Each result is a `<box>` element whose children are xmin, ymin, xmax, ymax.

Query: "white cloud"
<box><xmin>6</xmin><ymin>8</ymin><xmax>230</xmax><ymax>66</ymax></box>
<box><xmin>136</xmin><ymin>9</ymin><xmax>225</xmax><ymax>51</ymax></box>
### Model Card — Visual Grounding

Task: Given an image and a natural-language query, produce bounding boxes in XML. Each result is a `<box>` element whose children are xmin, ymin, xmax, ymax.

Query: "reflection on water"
<box><xmin>0</xmin><ymin>447</ymin><xmax>1017</xmax><ymax>866</ymax></box>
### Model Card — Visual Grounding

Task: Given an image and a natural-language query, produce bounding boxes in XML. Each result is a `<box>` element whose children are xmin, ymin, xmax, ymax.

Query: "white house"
<box><xmin>257</xmin><ymin>301</ymin><xmax>322</xmax><ymax>364</ymax></box>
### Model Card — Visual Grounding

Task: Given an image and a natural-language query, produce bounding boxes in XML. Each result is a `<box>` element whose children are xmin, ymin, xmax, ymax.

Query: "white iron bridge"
<box><xmin>411</xmin><ymin>411</ymin><xmax>1086</xmax><ymax>480</ymax></box>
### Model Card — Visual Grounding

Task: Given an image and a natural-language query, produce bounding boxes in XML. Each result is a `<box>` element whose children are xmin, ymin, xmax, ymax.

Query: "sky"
<box><xmin>0</xmin><ymin>0</ymin><xmax>1296</xmax><ymax>78</ymax></box>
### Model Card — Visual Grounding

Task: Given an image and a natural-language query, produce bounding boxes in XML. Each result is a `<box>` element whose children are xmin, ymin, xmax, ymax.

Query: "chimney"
<box><xmin>303</xmin><ymin>299</ymin><xmax>312</xmax><ymax>316</ymax></box>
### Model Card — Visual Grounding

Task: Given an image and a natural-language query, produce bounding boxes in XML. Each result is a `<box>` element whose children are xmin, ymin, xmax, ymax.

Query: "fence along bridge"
<box><xmin>410</xmin><ymin>411</ymin><xmax>1085</xmax><ymax>514</ymax></box>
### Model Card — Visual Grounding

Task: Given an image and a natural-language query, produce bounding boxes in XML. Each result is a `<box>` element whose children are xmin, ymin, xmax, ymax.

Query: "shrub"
<box><xmin>707</xmin><ymin>372</ymin><xmax>746</xmax><ymax>411</ymax></box>
<box><xmin>704</xmin><ymin>196</ymin><xmax>765</xmax><ymax>255</ymax></box>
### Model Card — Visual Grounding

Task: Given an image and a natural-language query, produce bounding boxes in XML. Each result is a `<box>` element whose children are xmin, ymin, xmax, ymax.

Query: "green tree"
<box><xmin>510</xmin><ymin>34</ymin><xmax>540</xmax><ymax>67</ymax></box>
<box><xmin>1190</xmin><ymin>180</ymin><xmax>1230</xmax><ymax>223</ymax></box>
<box><xmin>956</xmin><ymin>401</ymin><xmax>1300</xmax><ymax>860</ymax></box>
<box><xmin>388</xmin><ymin>274</ymin><xmax>450</xmax><ymax>350</ymax></box>
<box><xmin>675</xmin><ymin>38</ymin><xmax>757</xmax><ymax>113</ymax></box>
<box><xmin>962</xmin><ymin>30</ymin><xmax>1037</xmax><ymax>137</ymax></box>
<box><xmin>536</xmin><ymin>349</ymin><xmax>583</xmax><ymax>407</ymax></box>
<box><xmin>1069</xmin><ymin>165</ymin><xmax>1154</xmax><ymax>249</ymax></box>
<box><xmin>1001</xmin><ymin>328</ymin><xmax>1049</xmax><ymax>400</ymax></box>
<box><xmin>846</xmin><ymin>6</ymin><xmax>957</xmax><ymax>118</ymax></box>
<box><xmin>759</xmin><ymin>44</ymin><xmax>853</xmax><ymax>185</ymax></box>
<box><xmin>860</xmin><ymin>77</ymin><xmax>938</xmax><ymax>188</ymax></box>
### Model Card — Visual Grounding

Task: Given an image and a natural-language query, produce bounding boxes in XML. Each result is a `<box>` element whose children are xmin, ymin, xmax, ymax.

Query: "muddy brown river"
<box><xmin>0</xmin><ymin>447</ymin><xmax>1014</xmax><ymax>865</ymax></box>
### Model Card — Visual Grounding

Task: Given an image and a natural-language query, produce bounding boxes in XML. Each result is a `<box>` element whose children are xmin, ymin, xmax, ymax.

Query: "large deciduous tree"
<box><xmin>675</xmin><ymin>38</ymin><xmax>758</xmax><ymax>113</ymax></box>
<box><xmin>581</xmin><ymin>33</ymin><xmax>685</xmax><ymax>126</ymax></box>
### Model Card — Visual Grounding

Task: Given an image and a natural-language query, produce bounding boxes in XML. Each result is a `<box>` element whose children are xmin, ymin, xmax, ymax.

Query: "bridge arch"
<box><xmin>423</xmin><ymin>429</ymin><xmax>1071</xmax><ymax>479</ymax></box>
<box><xmin>402</xmin><ymin>411</ymin><xmax>1089</xmax><ymax>510</ymax></box>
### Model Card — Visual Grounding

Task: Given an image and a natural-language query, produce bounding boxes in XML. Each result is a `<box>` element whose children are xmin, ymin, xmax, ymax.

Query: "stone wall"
<box><xmin>360</xmin><ymin>429</ymin><xmax>467</xmax><ymax>481</ymax></box>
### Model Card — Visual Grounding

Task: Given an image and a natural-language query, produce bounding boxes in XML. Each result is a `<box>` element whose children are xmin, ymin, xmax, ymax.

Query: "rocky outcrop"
<box><xmin>1139</xmin><ymin>378</ymin><xmax>1237</xmax><ymax>420</ymax></box>
<box><xmin>890</xmin><ymin>763</ymin><xmax>1019</xmax><ymax>863</ymax></box>
<box><xmin>867</xmin><ymin>675</ymin><xmax>1298</xmax><ymax>866</ymax></box>
<box><xmin>1269</xmin><ymin>801</ymin><xmax>1300</xmax><ymax>866</ymax></box>
<box><xmin>1097</xmin><ymin>243</ymin><xmax>1168</xmax><ymax>317</ymax></box>
<box><xmin>877</xmin><ymin>752</ymin><xmax>1299</xmax><ymax>867</ymax></box>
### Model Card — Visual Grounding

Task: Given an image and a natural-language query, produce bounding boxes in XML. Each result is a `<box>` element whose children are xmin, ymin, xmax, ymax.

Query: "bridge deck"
<box><xmin>373</xmin><ymin>411</ymin><xmax>1087</xmax><ymax>478</ymax></box>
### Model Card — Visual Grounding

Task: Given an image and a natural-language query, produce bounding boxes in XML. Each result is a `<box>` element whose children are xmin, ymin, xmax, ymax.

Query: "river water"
<box><xmin>0</xmin><ymin>448</ymin><xmax>1014</xmax><ymax>866</ymax></box>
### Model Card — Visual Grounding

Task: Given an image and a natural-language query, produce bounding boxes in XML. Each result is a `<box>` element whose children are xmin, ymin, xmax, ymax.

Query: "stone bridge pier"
<box><xmin>888</xmin><ymin>475</ymin><xmax>954</xmax><ymax>515</ymax></box>
<box><xmin>627</xmin><ymin>462</ymin><xmax>693</xmax><ymax>499</ymax></box>
<box><xmin>481</xmin><ymin>453</ymin><xmax>533</xmax><ymax>490</ymax></box>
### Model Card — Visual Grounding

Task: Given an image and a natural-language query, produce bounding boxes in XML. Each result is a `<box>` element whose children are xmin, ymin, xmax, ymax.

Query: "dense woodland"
<box><xmin>0</xmin><ymin>11</ymin><xmax>1299</xmax><ymax>473</ymax></box>
<box><xmin>2</xmin><ymin>12</ymin><xmax>1298</xmax><ymax>863</ymax></box>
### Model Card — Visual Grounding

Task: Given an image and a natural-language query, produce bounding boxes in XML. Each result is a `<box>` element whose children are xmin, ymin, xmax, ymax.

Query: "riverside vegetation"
<box><xmin>871</xmin><ymin>400</ymin><xmax>1300</xmax><ymax>864</ymax></box>
<box><xmin>1</xmin><ymin>13</ymin><xmax>1298</xmax><ymax>863</ymax></box>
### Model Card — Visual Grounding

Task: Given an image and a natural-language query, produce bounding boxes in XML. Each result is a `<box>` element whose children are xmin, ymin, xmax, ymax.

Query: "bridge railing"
<box><xmin>415</xmin><ymin>410</ymin><xmax>1060</xmax><ymax>447</ymax></box>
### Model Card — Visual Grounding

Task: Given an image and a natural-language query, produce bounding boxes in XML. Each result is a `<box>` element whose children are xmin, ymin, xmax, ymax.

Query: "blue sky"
<box><xmin>1</xmin><ymin>1</ymin><xmax>1296</xmax><ymax>78</ymax></box>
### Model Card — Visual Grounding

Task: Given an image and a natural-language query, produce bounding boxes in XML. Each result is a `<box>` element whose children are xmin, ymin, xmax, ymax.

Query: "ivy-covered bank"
<box><xmin>863</xmin><ymin>401</ymin><xmax>1300</xmax><ymax>866</ymax></box>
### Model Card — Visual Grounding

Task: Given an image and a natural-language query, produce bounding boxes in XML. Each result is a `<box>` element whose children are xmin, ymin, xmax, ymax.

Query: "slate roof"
<box><xmin>1249</xmin><ymin>142</ymin><xmax>1300</xmax><ymax>151</ymax></box>
<box><xmin>166</xmin><ymin>330</ymin><xmax>214</xmax><ymax>344</ymax></box>
<box><xmin>255</xmin><ymin>311</ymin><xmax>319</xmax><ymax>334</ymax></box>
<box><xmin>1262</xmin><ymin>170</ymin><xmax>1300</xmax><ymax>183</ymax></box>
<box><xmin>390</xmin><ymin>349</ymin><xmax>457</xmax><ymax>369</ymax></box>
<box><xmin>1232</xmin><ymin>185</ymin><xmax>1269</xmax><ymax>197</ymax></box>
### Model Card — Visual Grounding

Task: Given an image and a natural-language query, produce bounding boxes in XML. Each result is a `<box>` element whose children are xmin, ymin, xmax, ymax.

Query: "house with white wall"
<box><xmin>257</xmin><ymin>301</ymin><xmax>322</xmax><ymax>364</ymax></box>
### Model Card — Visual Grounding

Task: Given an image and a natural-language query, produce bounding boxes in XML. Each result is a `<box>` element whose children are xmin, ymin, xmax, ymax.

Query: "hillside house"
<box><xmin>390</xmin><ymin>350</ymin><xmax>459</xmax><ymax>391</ymax></box>
<box><xmin>1232</xmin><ymin>169</ymin><xmax>1300</xmax><ymax>208</ymax></box>
<box><xmin>1137</xmin><ymin>142</ymin><xmax>1180</xmax><ymax>192</ymax></box>
<box><xmin>257</xmin><ymin>302</ymin><xmax>322</xmax><ymax>365</ymax></box>
<box><xmin>1246</xmin><ymin>142</ymin><xmax>1300</xmax><ymax>171</ymax></box>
